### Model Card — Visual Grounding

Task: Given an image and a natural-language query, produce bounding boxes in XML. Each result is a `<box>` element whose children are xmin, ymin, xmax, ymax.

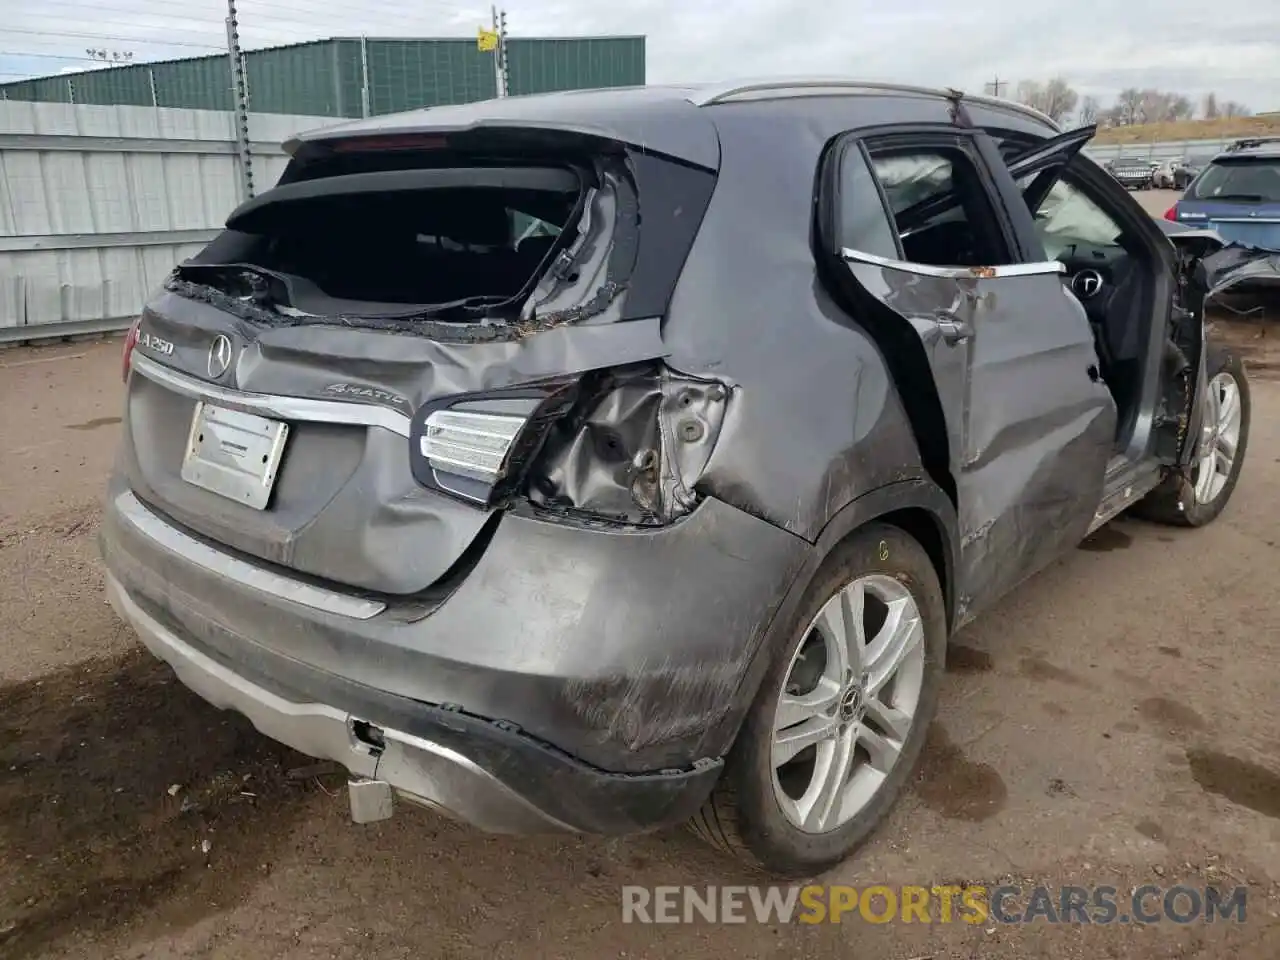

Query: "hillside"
<box><xmin>1092</xmin><ymin>114</ymin><xmax>1280</xmax><ymax>145</ymax></box>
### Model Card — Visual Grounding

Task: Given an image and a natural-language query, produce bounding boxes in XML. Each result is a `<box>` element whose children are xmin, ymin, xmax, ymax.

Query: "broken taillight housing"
<box><xmin>408</xmin><ymin>383</ymin><xmax>580</xmax><ymax>507</ymax></box>
<box><xmin>408</xmin><ymin>364</ymin><xmax>731</xmax><ymax>524</ymax></box>
<box><xmin>1164</xmin><ymin>205</ymin><xmax>1178</xmax><ymax>221</ymax></box>
<box><xmin>121</xmin><ymin>316</ymin><xmax>142</xmax><ymax>382</ymax></box>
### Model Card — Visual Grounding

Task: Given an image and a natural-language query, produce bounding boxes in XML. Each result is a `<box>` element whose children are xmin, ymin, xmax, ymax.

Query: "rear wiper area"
<box><xmin>164</xmin><ymin>262</ymin><xmax>523</xmax><ymax>341</ymax></box>
<box><xmin>175</xmin><ymin>262</ymin><xmax>292</xmax><ymax>308</ymax></box>
<box><xmin>1203</xmin><ymin>193</ymin><xmax>1267</xmax><ymax>202</ymax></box>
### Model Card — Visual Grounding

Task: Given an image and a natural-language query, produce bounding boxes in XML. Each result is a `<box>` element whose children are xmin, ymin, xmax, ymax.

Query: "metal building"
<box><xmin>0</xmin><ymin>36</ymin><xmax>646</xmax><ymax>117</ymax></box>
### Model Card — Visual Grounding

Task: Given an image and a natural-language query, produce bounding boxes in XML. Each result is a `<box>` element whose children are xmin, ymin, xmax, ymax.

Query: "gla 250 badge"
<box><xmin>137</xmin><ymin>331</ymin><xmax>174</xmax><ymax>356</ymax></box>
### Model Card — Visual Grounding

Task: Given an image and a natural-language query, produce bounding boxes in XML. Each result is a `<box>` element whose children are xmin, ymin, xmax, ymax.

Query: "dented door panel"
<box><xmin>955</xmin><ymin>273</ymin><xmax>1115</xmax><ymax>621</ymax></box>
<box><xmin>842</xmin><ymin>252</ymin><xmax>1115</xmax><ymax>625</ymax></box>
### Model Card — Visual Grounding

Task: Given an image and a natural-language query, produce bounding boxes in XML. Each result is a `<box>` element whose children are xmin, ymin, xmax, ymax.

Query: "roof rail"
<box><xmin>689</xmin><ymin>77</ymin><xmax>1059</xmax><ymax>130</ymax></box>
<box><xmin>1224</xmin><ymin>135</ymin><xmax>1280</xmax><ymax>152</ymax></box>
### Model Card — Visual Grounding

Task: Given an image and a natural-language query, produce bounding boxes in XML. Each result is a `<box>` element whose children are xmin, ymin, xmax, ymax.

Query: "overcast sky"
<box><xmin>1</xmin><ymin>0</ymin><xmax>1277</xmax><ymax>113</ymax></box>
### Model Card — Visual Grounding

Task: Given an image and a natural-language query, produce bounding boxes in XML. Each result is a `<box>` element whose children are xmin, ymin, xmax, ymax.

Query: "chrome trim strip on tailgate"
<box><xmin>130</xmin><ymin>353</ymin><xmax>413</xmax><ymax>438</ymax></box>
<box><xmin>115</xmin><ymin>491</ymin><xmax>387</xmax><ymax>619</ymax></box>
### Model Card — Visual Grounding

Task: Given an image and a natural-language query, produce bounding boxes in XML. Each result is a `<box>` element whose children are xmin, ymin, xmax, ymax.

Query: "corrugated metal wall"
<box><xmin>0</xmin><ymin>101</ymin><xmax>330</xmax><ymax>342</ymax></box>
<box><xmin>0</xmin><ymin>36</ymin><xmax>647</xmax><ymax>118</ymax></box>
<box><xmin>1084</xmin><ymin>139</ymin><xmax>1240</xmax><ymax>163</ymax></box>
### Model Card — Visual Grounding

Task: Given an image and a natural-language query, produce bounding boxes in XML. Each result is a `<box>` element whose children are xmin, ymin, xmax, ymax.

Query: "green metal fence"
<box><xmin>0</xmin><ymin>36</ymin><xmax>646</xmax><ymax>117</ymax></box>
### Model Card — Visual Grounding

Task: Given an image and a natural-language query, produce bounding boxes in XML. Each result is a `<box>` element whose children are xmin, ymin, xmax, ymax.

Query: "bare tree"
<box><xmin>1202</xmin><ymin>92</ymin><xmax>1220</xmax><ymax>120</ymax></box>
<box><xmin>1168</xmin><ymin>94</ymin><xmax>1194</xmax><ymax>121</ymax></box>
<box><xmin>1015</xmin><ymin>79</ymin><xmax>1044</xmax><ymax>110</ymax></box>
<box><xmin>1115</xmin><ymin>87</ymin><xmax>1143</xmax><ymax>125</ymax></box>
<box><xmin>1222</xmin><ymin>100</ymin><xmax>1252</xmax><ymax>118</ymax></box>
<box><xmin>1015</xmin><ymin>76</ymin><xmax>1080</xmax><ymax>124</ymax></box>
<box><xmin>1079</xmin><ymin>95</ymin><xmax>1100</xmax><ymax>125</ymax></box>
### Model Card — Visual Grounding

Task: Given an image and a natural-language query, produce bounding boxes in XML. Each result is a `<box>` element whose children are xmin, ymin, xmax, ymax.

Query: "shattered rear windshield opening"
<box><xmin>1192</xmin><ymin>157</ymin><xmax>1280</xmax><ymax>203</ymax></box>
<box><xmin>172</xmin><ymin>164</ymin><xmax>585</xmax><ymax>325</ymax></box>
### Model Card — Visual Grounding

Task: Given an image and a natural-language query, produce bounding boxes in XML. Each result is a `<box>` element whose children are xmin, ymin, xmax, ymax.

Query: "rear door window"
<box><xmin>866</xmin><ymin>146</ymin><xmax>1012</xmax><ymax>267</ymax></box>
<box><xmin>833</xmin><ymin>145</ymin><xmax>901</xmax><ymax>260</ymax></box>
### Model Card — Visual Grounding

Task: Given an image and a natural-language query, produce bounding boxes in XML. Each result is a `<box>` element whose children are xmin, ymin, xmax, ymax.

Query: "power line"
<box><xmin>8</xmin><ymin>12</ymin><xmax>245</xmax><ymax>43</ymax></box>
<box><xmin>0</xmin><ymin>26</ymin><xmax>223</xmax><ymax>50</ymax></box>
<box><xmin>0</xmin><ymin>49</ymin><xmax>156</xmax><ymax>63</ymax></box>
<box><xmin>0</xmin><ymin>0</ymin><xmax>501</xmax><ymax>63</ymax></box>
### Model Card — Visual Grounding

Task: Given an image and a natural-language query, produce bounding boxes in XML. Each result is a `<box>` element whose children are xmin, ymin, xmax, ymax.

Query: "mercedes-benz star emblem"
<box><xmin>207</xmin><ymin>334</ymin><xmax>233</xmax><ymax>379</ymax></box>
<box><xmin>1071</xmin><ymin>270</ymin><xmax>1104</xmax><ymax>300</ymax></box>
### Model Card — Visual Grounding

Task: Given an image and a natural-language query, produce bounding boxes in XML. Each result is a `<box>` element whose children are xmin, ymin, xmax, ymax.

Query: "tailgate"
<box><xmin>116</xmin><ymin>133</ymin><xmax>718</xmax><ymax>597</ymax></box>
<box><xmin>122</xmin><ymin>293</ymin><xmax>667</xmax><ymax>595</ymax></box>
<box><xmin>1193</xmin><ymin>212</ymin><xmax>1280</xmax><ymax>251</ymax></box>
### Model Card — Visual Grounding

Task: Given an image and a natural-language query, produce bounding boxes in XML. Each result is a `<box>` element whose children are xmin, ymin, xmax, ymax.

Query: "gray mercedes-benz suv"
<box><xmin>101</xmin><ymin>79</ymin><xmax>1251</xmax><ymax>876</ymax></box>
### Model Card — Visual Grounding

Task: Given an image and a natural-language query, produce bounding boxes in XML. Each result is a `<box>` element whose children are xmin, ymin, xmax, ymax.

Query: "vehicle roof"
<box><xmin>284</xmin><ymin>78</ymin><xmax>1061</xmax><ymax>170</ymax></box>
<box><xmin>1210</xmin><ymin>143</ymin><xmax>1280</xmax><ymax>162</ymax></box>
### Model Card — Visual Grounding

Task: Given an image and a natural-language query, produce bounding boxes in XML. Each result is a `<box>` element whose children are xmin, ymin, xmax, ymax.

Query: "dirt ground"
<box><xmin>2</xmin><ymin>216</ymin><xmax>1279</xmax><ymax>958</ymax></box>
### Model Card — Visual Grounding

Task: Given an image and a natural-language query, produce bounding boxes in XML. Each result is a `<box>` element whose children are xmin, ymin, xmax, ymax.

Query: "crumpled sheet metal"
<box><xmin>132</xmin><ymin>291</ymin><xmax>672</xmax><ymax>594</ymax></box>
<box><xmin>1199</xmin><ymin>244</ymin><xmax>1280</xmax><ymax>299</ymax></box>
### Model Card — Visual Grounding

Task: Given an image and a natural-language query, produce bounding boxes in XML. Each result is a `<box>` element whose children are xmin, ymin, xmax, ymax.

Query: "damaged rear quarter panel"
<box><xmin>658</xmin><ymin>100</ymin><xmax>935</xmax><ymax>542</ymax></box>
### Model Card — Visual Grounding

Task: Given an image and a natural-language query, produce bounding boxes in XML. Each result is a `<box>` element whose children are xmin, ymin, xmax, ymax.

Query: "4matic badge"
<box><xmin>323</xmin><ymin>383</ymin><xmax>409</xmax><ymax>410</ymax></box>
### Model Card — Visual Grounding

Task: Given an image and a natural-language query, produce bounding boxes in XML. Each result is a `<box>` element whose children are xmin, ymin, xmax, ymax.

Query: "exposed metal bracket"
<box><xmin>945</xmin><ymin>88</ymin><xmax>975</xmax><ymax>128</ymax></box>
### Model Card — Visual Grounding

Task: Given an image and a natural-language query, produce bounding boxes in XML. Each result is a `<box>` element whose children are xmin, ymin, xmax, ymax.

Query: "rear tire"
<box><xmin>1134</xmin><ymin>346</ymin><xmax>1249</xmax><ymax>527</ymax></box>
<box><xmin>689</xmin><ymin>524</ymin><xmax>946</xmax><ymax>877</ymax></box>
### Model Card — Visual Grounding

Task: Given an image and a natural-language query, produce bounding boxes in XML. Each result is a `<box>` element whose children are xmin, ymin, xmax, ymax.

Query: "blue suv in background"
<box><xmin>1165</xmin><ymin>137</ymin><xmax>1280</xmax><ymax>251</ymax></box>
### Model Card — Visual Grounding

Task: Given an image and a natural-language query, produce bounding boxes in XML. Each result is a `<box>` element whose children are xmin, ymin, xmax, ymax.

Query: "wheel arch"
<box><xmin>811</xmin><ymin>479</ymin><xmax>960</xmax><ymax>631</ymax></box>
<box><xmin>698</xmin><ymin>478</ymin><xmax>960</xmax><ymax>762</ymax></box>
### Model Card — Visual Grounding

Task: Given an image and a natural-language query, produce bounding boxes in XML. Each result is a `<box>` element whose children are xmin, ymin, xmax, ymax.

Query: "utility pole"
<box><xmin>986</xmin><ymin>76</ymin><xmax>1007</xmax><ymax>98</ymax></box>
<box><xmin>359</xmin><ymin>35</ymin><xmax>371</xmax><ymax>117</ymax></box>
<box><xmin>499</xmin><ymin>8</ymin><xmax>509</xmax><ymax>98</ymax></box>
<box><xmin>490</xmin><ymin>6</ymin><xmax>508</xmax><ymax>97</ymax></box>
<box><xmin>225</xmin><ymin>0</ymin><xmax>254</xmax><ymax>200</ymax></box>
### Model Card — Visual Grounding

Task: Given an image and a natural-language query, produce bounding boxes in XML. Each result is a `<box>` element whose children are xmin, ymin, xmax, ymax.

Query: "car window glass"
<box><xmin>510</xmin><ymin>209</ymin><xmax>562</xmax><ymax>244</ymax></box>
<box><xmin>835</xmin><ymin>147</ymin><xmax>901</xmax><ymax>260</ymax></box>
<box><xmin>1192</xmin><ymin>160</ymin><xmax>1280</xmax><ymax>202</ymax></box>
<box><xmin>868</xmin><ymin>148</ymin><xmax>1009</xmax><ymax>267</ymax></box>
<box><xmin>1016</xmin><ymin>175</ymin><xmax>1123</xmax><ymax>259</ymax></box>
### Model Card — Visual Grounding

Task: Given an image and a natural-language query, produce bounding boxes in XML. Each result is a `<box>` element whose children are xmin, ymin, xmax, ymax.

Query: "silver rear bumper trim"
<box><xmin>115</xmin><ymin>491</ymin><xmax>387</xmax><ymax>620</ymax></box>
<box><xmin>106</xmin><ymin>573</ymin><xmax>574</xmax><ymax>834</ymax></box>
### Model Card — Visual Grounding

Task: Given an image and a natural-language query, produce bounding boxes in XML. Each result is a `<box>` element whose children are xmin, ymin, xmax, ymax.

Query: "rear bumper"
<box><xmin>100</xmin><ymin>480</ymin><xmax>810</xmax><ymax>830</ymax></box>
<box><xmin>106</xmin><ymin>571</ymin><xmax>724</xmax><ymax>834</ymax></box>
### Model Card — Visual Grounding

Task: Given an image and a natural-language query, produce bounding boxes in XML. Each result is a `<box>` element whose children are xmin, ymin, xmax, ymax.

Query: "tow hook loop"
<box><xmin>349</xmin><ymin>778</ymin><xmax>394</xmax><ymax>824</ymax></box>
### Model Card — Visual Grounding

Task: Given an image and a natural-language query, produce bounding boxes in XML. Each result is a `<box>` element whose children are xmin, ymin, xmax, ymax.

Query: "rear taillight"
<box><xmin>1164</xmin><ymin>205</ymin><xmax>1178</xmax><ymax>222</ymax></box>
<box><xmin>409</xmin><ymin>383</ymin><xmax>580</xmax><ymax>507</ymax></box>
<box><xmin>408</xmin><ymin>364</ymin><xmax>731</xmax><ymax>524</ymax></box>
<box><xmin>121</xmin><ymin>317</ymin><xmax>141</xmax><ymax>382</ymax></box>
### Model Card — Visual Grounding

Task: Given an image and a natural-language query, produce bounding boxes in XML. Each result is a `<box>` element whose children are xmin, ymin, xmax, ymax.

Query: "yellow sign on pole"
<box><xmin>477</xmin><ymin>27</ymin><xmax>499</xmax><ymax>52</ymax></box>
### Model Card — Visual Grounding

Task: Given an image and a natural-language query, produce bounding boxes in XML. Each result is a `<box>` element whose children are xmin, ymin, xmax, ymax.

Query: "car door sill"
<box><xmin>1089</xmin><ymin>457</ymin><xmax>1164</xmax><ymax>534</ymax></box>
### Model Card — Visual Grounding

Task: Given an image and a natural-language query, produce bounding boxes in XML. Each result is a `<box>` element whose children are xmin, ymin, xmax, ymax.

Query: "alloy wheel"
<box><xmin>770</xmin><ymin>574</ymin><xmax>925</xmax><ymax>833</ymax></box>
<box><xmin>1193</xmin><ymin>371</ymin><xmax>1243</xmax><ymax>505</ymax></box>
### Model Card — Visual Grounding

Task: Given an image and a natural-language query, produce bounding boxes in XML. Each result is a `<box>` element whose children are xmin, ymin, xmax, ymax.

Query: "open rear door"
<box><xmin>823</xmin><ymin>127</ymin><xmax>1115</xmax><ymax>626</ymax></box>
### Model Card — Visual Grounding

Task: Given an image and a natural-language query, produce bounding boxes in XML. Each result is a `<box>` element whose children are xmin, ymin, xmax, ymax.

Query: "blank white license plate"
<box><xmin>180</xmin><ymin>401</ymin><xmax>289</xmax><ymax>510</ymax></box>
